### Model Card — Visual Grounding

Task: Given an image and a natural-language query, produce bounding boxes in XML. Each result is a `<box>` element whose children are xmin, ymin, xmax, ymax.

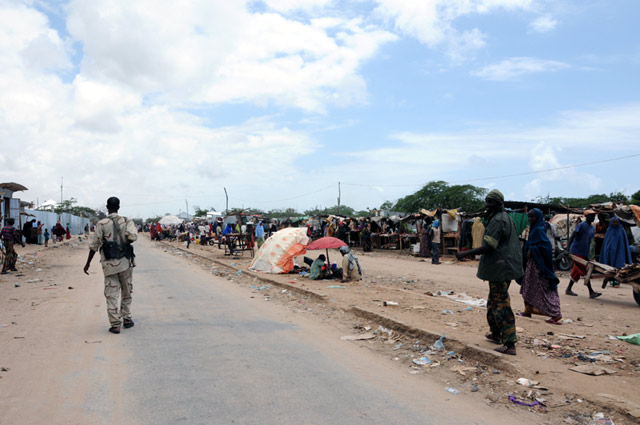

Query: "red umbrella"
<box><xmin>306</xmin><ymin>237</ymin><xmax>347</xmax><ymax>265</ymax></box>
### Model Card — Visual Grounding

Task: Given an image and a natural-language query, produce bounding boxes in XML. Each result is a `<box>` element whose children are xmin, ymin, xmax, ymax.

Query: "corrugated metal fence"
<box><xmin>25</xmin><ymin>210</ymin><xmax>91</xmax><ymax>236</ymax></box>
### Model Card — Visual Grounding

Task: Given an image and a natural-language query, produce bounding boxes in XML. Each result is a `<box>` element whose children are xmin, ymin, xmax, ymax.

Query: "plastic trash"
<box><xmin>508</xmin><ymin>395</ymin><xmax>541</xmax><ymax>407</ymax></box>
<box><xmin>413</xmin><ymin>356</ymin><xmax>432</xmax><ymax>366</ymax></box>
<box><xmin>464</xmin><ymin>306</ymin><xmax>473</xmax><ymax>311</ymax></box>
<box><xmin>383</xmin><ymin>301</ymin><xmax>399</xmax><ymax>306</ymax></box>
<box><xmin>432</xmin><ymin>333</ymin><xmax>446</xmax><ymax>351</ymax></box>
<box><xmin>441</xmin><ymin>310</ymin><xmax>454</xmax><ymax>315</ymax></box>
<box><xmin>236</xmin><ymin>270</ymin><xmax>242</xmax><ymax>276</ymax></box>
<box><xmin>326</xmin><ymin>285</ymin><xmax>347</xmax><ymax>289</ymax></box>
<box><xmin>445</xmin><ymin>387</ymin><xmax>459</xmax><ymax>394</ymax></box>
<box><xmin>616</xmin><ymin>333</ymin><xmax>640</xmax><ymax>346</ymax></box>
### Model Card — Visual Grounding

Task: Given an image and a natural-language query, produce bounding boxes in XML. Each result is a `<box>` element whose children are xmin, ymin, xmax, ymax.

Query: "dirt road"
<box><xmin>0</xmin><ymin>236</ymin><xmax>543</xmax><ymax>425</ymax></box>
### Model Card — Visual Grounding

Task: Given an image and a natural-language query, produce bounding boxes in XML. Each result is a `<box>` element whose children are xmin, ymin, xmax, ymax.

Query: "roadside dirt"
<box><xmin>160</xmin><ymin>236</ymin><xmax>640</xmax><ymax>425</ymax></box>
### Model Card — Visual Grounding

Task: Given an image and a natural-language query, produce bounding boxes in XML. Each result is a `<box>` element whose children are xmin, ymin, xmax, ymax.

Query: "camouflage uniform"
<box><xmin>487</xmin><ymin>281</ymin><xmax>517</xmax><ymax>344</ymax></box>
<box><xmin>89</xmin><ymin>214</ymin><xmax>138</xmax><ymax>327</ymax></box>
<box><xmin>477</xmin><ymin>210</ymin><xmax>523</xmax><ymax>345</ymax></box>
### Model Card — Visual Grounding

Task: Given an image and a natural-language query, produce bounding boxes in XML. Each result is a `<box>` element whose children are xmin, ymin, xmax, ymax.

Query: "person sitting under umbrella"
<box><xmin>310</xmin><ymin>254</ymin><xmax>330</xmax><ymax>280</ymax></box>
<box><xmin>340</xmin><ymin>246</ymin><xmax>362</xmax><ymax>282</ymax></box>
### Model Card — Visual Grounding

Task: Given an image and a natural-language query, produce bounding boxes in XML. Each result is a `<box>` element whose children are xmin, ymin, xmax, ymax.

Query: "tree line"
<box><xmin>44</xmin><ymin>185</ymin><xmax>640</xmax><ymax>222</ymax></box>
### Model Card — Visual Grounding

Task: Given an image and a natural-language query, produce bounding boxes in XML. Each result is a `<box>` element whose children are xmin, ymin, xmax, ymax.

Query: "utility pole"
<box><xmin>185</xmin><ymin>199</ymin><xmax>189</xmax><ymax>219</ymax></box>
<box><xmin>224</xmin><ymin>187</ymin><xmax>228</xmax><ymax>215</ymax></box>
<box><xmin>337</xmin><ymin>181</ymin><xmax>341</xmax><ymax>215</ymax></box>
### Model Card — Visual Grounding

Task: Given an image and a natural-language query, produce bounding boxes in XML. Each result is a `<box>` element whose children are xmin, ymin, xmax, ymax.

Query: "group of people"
<box><xmin>21</xmin><ymin>219</ymin><xmax>69</xmax><ymax>246</ymax></box>
<box><xmin>455</xmin><ymin>189</ymin><xmax>638</xmax><ymax>356</ymax></box>
<box><xmin>309</xmin><ymin>246</ymin><xmax>363</xmax><ymax>283</ymax></box>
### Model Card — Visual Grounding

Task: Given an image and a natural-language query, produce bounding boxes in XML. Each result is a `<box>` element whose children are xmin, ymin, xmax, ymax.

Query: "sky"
<box><xmin>1</xmin><ymin>0</ymin><xmax>639</xmax><ymax>219</ymax></box>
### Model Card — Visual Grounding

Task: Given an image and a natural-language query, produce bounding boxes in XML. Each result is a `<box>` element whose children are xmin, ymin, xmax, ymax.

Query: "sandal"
<box><xmin>546</xmin><ymin>318</ymin><xmax>562</xmax><ymax>325</ymax></box>
<box><xmin>516</xmin><ymin>312</ymin><xmax>531</xmax><ymax>318</ymax></box>
<box><xmin>494</xmin><ymin>345</ymin><xmax>516</xmax><ymax>355</ymax></box>
<box><xmin>485</xmin><ymin>333</ymin><xmax>501</xmax><ymax>344</ymax></box>
<box><xmin>589</xmin><ymin>292</ymin><xmax>602</xmax><ymax>299</ymax></box>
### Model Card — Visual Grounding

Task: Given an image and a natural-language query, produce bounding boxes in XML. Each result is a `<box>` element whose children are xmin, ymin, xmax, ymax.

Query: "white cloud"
<box><xmin>262</xmin><ymin>0</ymin><xmax>334</xmax><ymax>13</ymax></box>
<box><xmin>472</xmin><ymin>57</ymin><xmax>570</xmax><ymax>81</ymax></box>
<box><xmin>66</xmin><ymin>1</ymin><xmax>396</xmax><ymax>113</ymax></box>
<box><xmin>373</xmin><ymin>0</ymin><xmax>533</xmax><ymax>60</ymax></box>
<box><xmin>530</xmin><ymin>15</ymin><xmax>558</xmax><ymax>33</ymax></box>
<box><xmin>0</xmin><ymin>2</ymin><xmax>71</xmax><ymax>71</ymax></box>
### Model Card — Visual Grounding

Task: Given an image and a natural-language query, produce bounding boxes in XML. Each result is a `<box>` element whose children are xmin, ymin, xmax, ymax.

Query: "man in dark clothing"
<box><xmin>456</xmin><ymin>189</ymin><xmax>523</xmax><ymax>355</ymax></box>
<box><xmin>2</xmin><ymin>218</ymin><xmax>24</xmax><ymax>274</ymax></box>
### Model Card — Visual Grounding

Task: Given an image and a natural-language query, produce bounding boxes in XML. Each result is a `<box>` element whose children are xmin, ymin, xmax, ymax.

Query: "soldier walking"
<box><xmin>83</xmin><ymin>197</ymin><xmax>138</xmax><ymax>334</ymax></box>
<box><xmin>456</xmin><ymin>189</ymin><xmax>523</xmax><ymax>355</ymax></box>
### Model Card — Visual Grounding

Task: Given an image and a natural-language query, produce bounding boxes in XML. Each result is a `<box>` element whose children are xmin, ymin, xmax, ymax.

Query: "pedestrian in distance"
<box><xmin>599</xmin><ymin>216</ymin><xmax>632</xmax><ymax>288</ymax></box>
<box><xmin>83</xmin><ymin>197</ymin><xmax>138</xmax><ymax>334</ymax></box>
<box><xmin>430</xmin><ymin>220</ymin><xmax>441</xmax><ymax>264</ymax></box>
<box><xmin>565</xmin><ymin>210</ymin><xmax>601</xmax><ymax>298</ymax></box>
<box><xmin>456</xmin><ymin>189</ymin><xmax>523</xmax><ymax>355</ymax></box>
<box><xmin>1</xmin><ymin>218</ymin><xmax>25</xmax><ymax>274</ymax></box>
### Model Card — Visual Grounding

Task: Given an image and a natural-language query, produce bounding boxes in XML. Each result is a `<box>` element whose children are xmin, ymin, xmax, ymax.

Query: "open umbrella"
<box><xmin>305</xmin><ymin>236</ymin><xmax>347</xmax><ymax>265</ymax></box>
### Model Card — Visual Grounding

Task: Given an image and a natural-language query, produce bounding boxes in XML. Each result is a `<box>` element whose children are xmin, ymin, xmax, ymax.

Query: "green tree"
<box><xmin>53</xmin><ymin>198</ymin><xmax>100</xmax><ymax>220</ymax></box>
<box><xmin>379</xmin><ymin>200</ymin><xmax>394</xmax><ymax>210</ymax></box>
<box><xmin>394</xmin><ymin>181</ymin><xmax>486</xmax><ymax>213</ymax></box>
<box><xmin>304</xmin><ymin>205</ymin><xmax>356</xmax><ymax>216</ymax></box>
<box><xmin>193</xmin><ymin>207</ymin><xmax>208</xmax><ymax>217</ymax></box>
<box><xmin>631</xmin><ymin>189</ymin><xmax>640</xmax><ymax>205</ymax></box>
<box><xmin>267</xmin><ymin>208</ymin><xmax>302</xmax><ymax>218</ymax></box>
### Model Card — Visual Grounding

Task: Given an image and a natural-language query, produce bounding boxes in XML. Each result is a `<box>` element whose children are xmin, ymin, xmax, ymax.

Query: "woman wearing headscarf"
<box><xmin>517</xmin><ymin>208</ymin><xmax>562</xmax><ymax>324</ymax></box>
<box><xmin>339</xmin><ymin>246</ymin><xmax>362</xmax><ymax>282</ymax></box>
<box><xmin>599</xmin><ymin>217</ymin><xmax>632</xmax><ymax>287</ymax></box>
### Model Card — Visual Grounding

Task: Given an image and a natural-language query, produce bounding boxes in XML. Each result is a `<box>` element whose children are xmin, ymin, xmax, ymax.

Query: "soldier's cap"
<box><xmin>106</xmin><ymin>197</ymin><xmax>120</xmax><ymax>209</ymax></box>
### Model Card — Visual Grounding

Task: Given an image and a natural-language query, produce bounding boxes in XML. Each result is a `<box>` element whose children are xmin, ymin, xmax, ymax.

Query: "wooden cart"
<box><xmin>569</xmin><ymin>255</ymin><xmax>640</xmax><ymax>306</ymax></box>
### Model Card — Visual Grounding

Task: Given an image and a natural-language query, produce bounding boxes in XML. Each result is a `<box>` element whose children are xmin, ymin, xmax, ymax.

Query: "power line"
<box><xmin>342</xmin><ymin>153</ymin><xmax>640</xmax><ymax>187</ymax></box>
<box><xmin>448</xmin><ymin>152</ymin><xmax>640</xmax><ymax>184</ymax></box>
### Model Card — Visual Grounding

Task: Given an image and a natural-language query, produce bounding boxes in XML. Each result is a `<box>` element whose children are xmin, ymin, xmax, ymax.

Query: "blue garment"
<box><xmin>255</xmin><ymin>223</ymin><xmax>265</xmax><ymax>238</ymax></box>
<box><xmin>599</xmin><ymin>217</ymin><xmax>631</xmax><ymax>268</ymax></box>
<box><xmin>570</xmin><ymin>221</ymin><xmax>594</xmax><ymax>257</ymax></box>
<box><xmin>522</xmin><ymin>208</ymin><xmax>559</xmax><ymax>288</ymax></box>
<box><xmin>222</xmin><ymin>224</ymin><xmax>233</xmax><ymax>236</ymax></box>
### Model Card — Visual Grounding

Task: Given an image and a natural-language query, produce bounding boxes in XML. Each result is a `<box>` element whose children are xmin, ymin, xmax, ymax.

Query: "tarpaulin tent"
<box><xmin>159</xmin><ymin>215</ymin><xmax>183</xmax><ymax>226</ymax></box>
<box><xmin>249</xmin><ymin>228</ymin><xmax>309</xmax><ymax>274</ymax></box>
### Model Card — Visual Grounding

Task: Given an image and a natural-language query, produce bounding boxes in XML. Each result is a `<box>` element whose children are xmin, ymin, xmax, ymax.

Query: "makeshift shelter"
<box><xmin>158</xmin><ymin>215</ymin><xmax>183</xmax><ymax>226</ymax></box>
<box><xmin>249</xmin><ymin>228</ymin><xmax>309</xmax><ymax>274</ymax></box>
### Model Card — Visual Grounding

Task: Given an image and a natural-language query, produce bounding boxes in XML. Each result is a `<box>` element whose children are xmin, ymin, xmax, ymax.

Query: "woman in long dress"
<box><xmin>517</xmin><ymin>208</ymin><xmax>562</xmax><ymax>324</ymax></box>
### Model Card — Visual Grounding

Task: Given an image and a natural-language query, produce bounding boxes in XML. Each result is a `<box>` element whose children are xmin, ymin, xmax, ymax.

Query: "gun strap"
<box><xmin>109</xmin><ymin>216</ymin><xmax>124</xmax><ymax>246</ymax></box>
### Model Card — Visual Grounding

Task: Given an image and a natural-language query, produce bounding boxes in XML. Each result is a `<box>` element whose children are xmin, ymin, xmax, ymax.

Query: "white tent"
<box><xmin>159</xmin><ymin>215</ymin><xmax>183</xmax><ymax>226</ymax></box>
<box><xmin>249</xmin><ymin>228</ymin><xmax>309</xmax><ymax>274</ymax></box>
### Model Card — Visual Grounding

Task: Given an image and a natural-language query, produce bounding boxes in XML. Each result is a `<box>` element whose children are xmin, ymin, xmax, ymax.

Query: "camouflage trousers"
<box><xmin>104</xmin><ymin>268</ymin><xmax>133</xmax><ymax>327</ymax></box>
<box><xmin>487</xmin><ymin>280</ymin><xmax>517</xmax><ymax>345</ymax></box>
<box><xmin>2</xmin><ymin>241</ymin><xmax>17</xmax><ymax>271</ymax></box>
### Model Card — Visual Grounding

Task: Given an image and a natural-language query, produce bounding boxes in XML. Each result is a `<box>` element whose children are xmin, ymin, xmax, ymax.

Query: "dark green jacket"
<box><xmin>477</xmin><ymin>211</ymin><xmax>524</xmax><ymax>282</ymax></box>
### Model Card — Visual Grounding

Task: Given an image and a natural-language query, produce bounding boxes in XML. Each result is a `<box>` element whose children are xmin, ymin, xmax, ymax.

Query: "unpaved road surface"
<box><xmin>0</xmin><ymin>237</ymin><xmax>538</xmax><ymax>425</ymax></box>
